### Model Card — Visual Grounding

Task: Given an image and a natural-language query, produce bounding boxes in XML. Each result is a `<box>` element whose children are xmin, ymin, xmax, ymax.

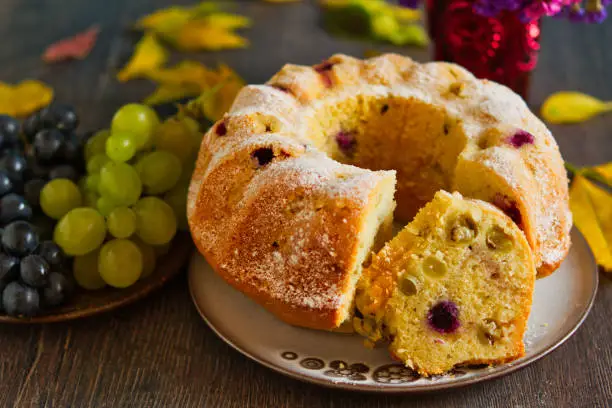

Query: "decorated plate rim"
<box><xmin>188</xmin><ymin>228</ymin><xmax>598</xmax><ymax>393</ymax></box>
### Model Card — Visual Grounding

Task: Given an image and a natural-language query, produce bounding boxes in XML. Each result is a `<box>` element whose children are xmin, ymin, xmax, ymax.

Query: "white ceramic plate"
<box><xmin>188</xmin><ymin>228</ymin><xmax>598</xmax><ymax>392</ymax></box>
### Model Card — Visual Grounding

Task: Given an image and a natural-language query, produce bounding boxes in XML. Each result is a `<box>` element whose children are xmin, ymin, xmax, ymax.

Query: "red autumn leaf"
<box><xmin>43</xmin><ymin>25</ymin><xmax>100</xmax><ymax>63</ymax></box>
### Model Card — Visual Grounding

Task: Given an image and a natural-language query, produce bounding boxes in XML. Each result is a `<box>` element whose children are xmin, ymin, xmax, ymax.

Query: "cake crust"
<box><xmin>188</xmin><ymin>54</ymin><xmax>571</xmax><ymax>330</ymax></box>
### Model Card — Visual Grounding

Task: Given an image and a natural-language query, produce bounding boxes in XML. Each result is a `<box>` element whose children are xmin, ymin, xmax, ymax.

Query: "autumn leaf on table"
<box><xmin>143</xmin><ymin>83</ymin><xmax>202</xmax><ymax>106</ymax></box>
<box><xmin>0</xmin><ymin>80</ymin><xmax>53</xmax><ymax>117</ymax></box>
<box><xmin>143</xmin><ymin>61</ymin><xmax>244</xmax><ymax>120</ymax></box>
<box><xmin>541</xmin><ymin>91</ymin><xmax>612</xmax><ymax>124</ymax></box>
<box><xmin>167</xmin><ymin>19</ymin><xmax>249</xmax><ymax>51</ymax></box>
<box><xmin>135</xmin><ymin>6</ymin><xmax>194</xmax><ymax>36</ymax></box>
<box><xmin>135</xmin><ymin>0</ymin><xmax>222</xmax><ymax>34</ymax></box>
<box><xmin>134</xmin><ymin>2</ymin><xmax>250</xmax><ymax>52</ymax></box>
<box><xmin>145</xmin><ymin>60</ymin><xmax>217</xmax><ymax>88</ymax></box>
<box><xmin>199</xmin><ymin>13</ymin><xmax>251</xmax><ymax>30</ymax></box>
<box><xmin>320</xmin><ymin>0</ymin><xmax>427</xmax><ymax>47</ymax></box>
<box><xmin>180</xmin><ymin>64</ymin><xmax>245</xmax><ymax>122</ymax></box>
<box><xmin>201</xmin><ymin>64</ymin><xmax>245</xmax><ymax>121</ymax></box>
<box><xmin>143</xmin><ymin>60</ymin><xmax>217</xmax><ymax>105</ymax></box>
<box><xmin>43</xmin><ymin>25</ymin><xmax>100</xmax><ymax>63</ymax></box>
<box><xmin>117</xmin><ymin>34</ymin><xmax>168</xmax><ymax>82</ymax></box>
<box><xmin>568</xmin><ymin>162</ymin><xmax>612</xmax><ymax>272</ymax></box>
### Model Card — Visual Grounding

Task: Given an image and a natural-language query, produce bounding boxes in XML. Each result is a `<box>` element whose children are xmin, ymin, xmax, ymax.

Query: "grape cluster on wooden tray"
<box><xmin>0</xmin><ymin>103</ymin><xmax>201</xmax><ymax>318</ymax></box>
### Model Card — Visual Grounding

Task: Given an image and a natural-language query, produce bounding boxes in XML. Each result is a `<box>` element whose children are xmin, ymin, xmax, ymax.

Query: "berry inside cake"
<box><xmin>353</xmin><ymin>191</ymin><xmax>536</xmax><ymax>376</ymax></box>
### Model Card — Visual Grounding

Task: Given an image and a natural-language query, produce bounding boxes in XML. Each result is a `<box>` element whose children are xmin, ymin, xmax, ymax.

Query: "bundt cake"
<box><xmin>187</xmin><ymin>53</ymin><xmax>570</xmax><ymax>331</ymax></box>
<box><xmin>354</xmin><ymin>191</ymin><xmax>536</xmax><ymax>376</ymax></box>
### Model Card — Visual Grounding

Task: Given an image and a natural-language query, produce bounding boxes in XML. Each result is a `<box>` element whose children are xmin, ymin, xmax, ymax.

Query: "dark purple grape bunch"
<box><xmin>0</xmin><ymin>107</ymin><xmax>84</xmax><ymax>317</ymax></box>
<box><xmin>0</xmin><ymin>105</ymin><xmax>85</xmax><ymax>236</ymax></box>
<box><xmin>0</xmin><ymin>114</ymin><xmax>34</xmax><ymax>229</ymax></box>
<box><xmin>0</xmin><ymin>222</ymin><xmax>74</xmax><ymax>317</ymax></box>
<box><xmin>22</xmin><ymin>104</ymin><xmax>85</xmax><ymax>181</ymax></box>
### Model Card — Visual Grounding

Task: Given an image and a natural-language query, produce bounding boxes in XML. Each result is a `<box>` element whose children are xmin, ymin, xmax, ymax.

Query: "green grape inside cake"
<box><xmin>187</xmin><ymin>54</ymin><xmax>571</xmax><ymax>375</ymax></box>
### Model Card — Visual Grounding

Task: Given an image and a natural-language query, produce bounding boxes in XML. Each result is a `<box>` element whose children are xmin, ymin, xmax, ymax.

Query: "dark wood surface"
<box><xmin>0</xmin><ymin>1</ymin><xmax>611</xmax><ymax>407</ymax></box>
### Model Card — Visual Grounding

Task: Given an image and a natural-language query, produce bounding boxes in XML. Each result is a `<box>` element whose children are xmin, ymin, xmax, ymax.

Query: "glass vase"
<box><xmin>426</xmin><ymin>0</ymin><xmax>541</xmax><ymax>100</ymax></box>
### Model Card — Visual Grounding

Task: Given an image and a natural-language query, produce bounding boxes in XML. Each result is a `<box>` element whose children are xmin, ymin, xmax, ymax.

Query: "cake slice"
<box><xmin>354</xmin><ymin>191</ymin><xmax>536</xmax><ymax>376</ymax></box>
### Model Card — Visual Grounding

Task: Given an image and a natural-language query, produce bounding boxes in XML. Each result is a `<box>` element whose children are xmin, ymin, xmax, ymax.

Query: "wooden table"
<box><xmin>0</xmin><ymin>1</ymin><xmax>610</xmax><ymax>407</ymax></box>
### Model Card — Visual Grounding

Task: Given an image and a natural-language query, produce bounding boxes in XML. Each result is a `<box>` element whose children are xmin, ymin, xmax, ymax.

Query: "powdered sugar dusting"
<box><xmin>188</xmin><ymin>53</ymin><xmax>571</xmax><ymax>329</ymax></box>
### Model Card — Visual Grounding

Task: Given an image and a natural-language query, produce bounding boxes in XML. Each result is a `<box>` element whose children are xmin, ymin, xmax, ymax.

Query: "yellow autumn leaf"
<box><xmin>135</xmin><ymin>6</ymin><xmax>193</xmax><ymax>35</ymax></box>
<box><xmin>201</xmin><ymin>64</ymin><xmax>245</xmax><ymax>121</ymax></box>
<box><xmin>570</xmin><ymin>175</ymin><xmax>612</xmax><ymax>272</ymax></box>
<box><xmin>117</xmin><ymin>34</ymin><xmax>168</xmax><ymax>82</ymax></box>
<box><xmin>0</xmin><ymin>83</ymin><xmax>15</xmax><ymax>116</ymax></box>
<box><xmin>172</xmin><ymin>21</ymin><xmax>249</xmax><ymax>51</ymax></box>
<box><xmin>145</xmin><ymin>60</ymin><xmax>217</xmax><ymax>88</ymax></box>
<box><xmin>200</xmin><ymin>13</ymin><xmax>252</xmax><ymax>30</ymax></box>
<box><xmin>181</xmin><ymin>64</ymin><xmax>245</xmax><ymax>122</ymax></box>
<box><xmin>594</xmin><ymin>162</ymin><xmax>612</xmax><ymax>181</ymax></box>
<box><xmin>320</xmin><ymin>0</ymin><xmax>350</xmax><ymax>6</ymax></box>
<box><xmin>135</xmin><ymin>2</ymin><xmax>222</xmax><ymax>34</ymax></box>
<box><xmin>541</xmin><ymin>91</ymin><xmax>612</xmax><ymax>124</ymax></box>
<box><xmin>321</xmin><ymin>0</ymin><xmax>426</xmax><ymax>47</ymax></box>
<box><xmin>0</xmin><ymin>80</ymin><xmax>53</xmax><ymax>117</ymax></box>
<box><xmin>191</xmin><ymin>2</ymin><xmax>223</xmax><ymax>17</ymax></box>
<box><xmin>390</xmin><ymin>5</ymin><xmax>422</xmax><ymax>22</ymax></box>
<box><xmin>143</xmin><ymin>83</ymin><xmax>202</xmax><ymax>106</ymax></box>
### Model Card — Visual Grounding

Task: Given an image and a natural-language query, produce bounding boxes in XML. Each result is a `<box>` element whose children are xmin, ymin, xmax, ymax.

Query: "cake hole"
<box><xmin>215</xmin><ymin>121</ymin><xmax>227</xmax><ymax>136</ymax></box>
<box><xmin>448</xmin><ymin>215</ymin><xmax>477</xmax><ymax>244</ymax></box>
<box><xmin>493</xmin><ymin>194</ymin><xmax>522</xmax><ymax>226</ymax></box>
<box><xmin>442</xmin><ymin>117</ymin><xmax>457</xmax><ymax>136</ymax></box>
<box><xmin>399</xmin><ymin>275</ymin><xmax>419</xmax><ymax>296</ymax></box>
<box><xmin>427</xmin><ymin>300</ymin><xmax>460</xmax><ymax>334</ymax></box>
<box><xmin>286</xmin><ymin>195</ymin><xmax>306</xmax><ymax>214</ymax></box>
<box><xmin>252</xmin><ymin>147</ymin><xmax>275</xmax><ymax>167</ymax></box>
<box><xmin>314</xmin><ymin>61</ymin><xmax>334</xmax><ymax>88</ymax></box>
<box><xmin>380</xmin><ymin>104</ymin><xmax>389</xmax><ymax>114</ymax></box>
<box><xmin>353</xmin><ymin>316</ymin><xmax>382</xmax><ymax>342</ymax></box>
<box><xmin>477</xmin><ymin>135</ymin><xmax>490</xmax><ymax>149</ymax></box>
<box><xmin>486</xmin><ymin>227</ymin><xmax>514</xmax><ymax>252</ymax></box>
<box><xmin>271</xmin><ymin>84</ymin><xmax>291</xmax><ymax>94</ymax></box>
<box><xmin>256</xmin><ymin>114</ymin><xmax>282</xmax><ymax>134</ymax></box>
<box><xmin>478</xmin><ymin>319</ymin><xmax>500</xmax><ymax>345</ymax></box>
<box><xmin>314</xmin><ymin>61</ymin><xmax>334</xmax><ymax>72</ymax></box>
<box><xmin>272</xmin><ymin>241</ymin><xmax>279</xmax><ymax>248</ymax></box>
<box><xmin>448</xmin><ymin>82</ymin><xmax>465</xmax><ymax>97</ymax></box>
<box><xmin>422</xmin><ymin>256</ymin><xmax>447</xmax><ymax>279</ymax></box>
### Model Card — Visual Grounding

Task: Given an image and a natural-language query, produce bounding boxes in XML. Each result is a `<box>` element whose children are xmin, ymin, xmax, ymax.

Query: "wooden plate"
<box><xmin>0</xmin><ymin>233</ymin><xmax>193</xmax><ymax>324</ymax></box>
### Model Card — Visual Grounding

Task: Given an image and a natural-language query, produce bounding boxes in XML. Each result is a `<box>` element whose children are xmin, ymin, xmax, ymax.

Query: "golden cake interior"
<box><xmin>335</xmin><ymin>171</ymin><xmax>397</xmax><ymax>326</ymax></box>
<box><xmin>353</xmin><ymin>191</ymin><xmax>536</xmax><ymax>376</ymax></box>
<box><xmin>306</xmin><ymin>95</ymin><xmax>460</xmax><ymax>221</ymax></box>
<box><xmin>303</xmin><ymin>93</ymin><xmax>528</xmax><ymax>231</ymax></box>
